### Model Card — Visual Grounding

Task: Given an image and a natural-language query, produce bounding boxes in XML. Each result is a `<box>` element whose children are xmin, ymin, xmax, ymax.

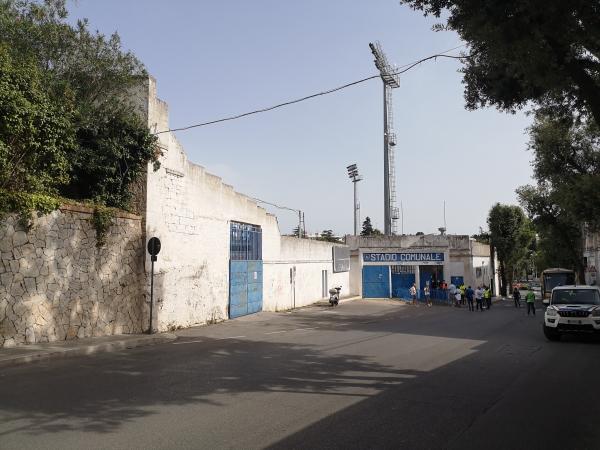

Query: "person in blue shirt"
<box><xmin>466</xmin><ymin>286</ymin><xmax>475</xmax><ymax>312</ymax></box>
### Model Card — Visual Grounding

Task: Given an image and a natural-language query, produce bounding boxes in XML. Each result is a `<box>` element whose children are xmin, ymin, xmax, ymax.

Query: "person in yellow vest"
<box><xmin>459</xmin><ymin>284</ymin><xmax>466</xmax><ymax>306</ymax></box>
<box><xmin>526</xmin><ymin>286</ymin><xmax>536</xmax><ymax>316</ymax></box>
<box><xmin>484</xmin><ymin>286</ymin><xmax>492</xmax><ymax>309</ymax></box>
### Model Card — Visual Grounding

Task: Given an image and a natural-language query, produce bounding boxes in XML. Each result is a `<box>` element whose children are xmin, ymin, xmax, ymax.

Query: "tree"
<box><xmin>399</xmin><ymin>0</ymin><xmax>600</xmax><ymax>126</ymax></box>
<box><xmin>360</xmin><ymin>217</ymin><xmax>383</xmax><ymax>236</ymax></box>
<box><xmin>471</xmin><ymin>227</ymin><xmax>491</xmax><ymax>245</ymax></box>
<box><xmin>487</xmin><ymin>203</ymin><xmax>535</xmax><ymax>295</ymax></box>
<box><xmin>0</xmin><ymin>0</ymin><xmax>159</xmax><ymax>209</ymax></box>
<box><xmin>0</xmin><ymin>44</ymin><xmax>75</xmax><ymax>193</ymax></box>
<box><xmin>517</xmin><ymin>185</ymin><xmax>585</xmax><ymax>282</ymax></box>
<box><xmin>317</xmin><ymin>230</ymin><xmax>340</xmax><ymax>243</ymax></box>
<box><xmin>527</xmin><ymin>109</ymin><xmax>600</xmax><ymax>230</ymax></box>
<box><xmin>514</xmin><ymin>107</ymin><xmax>599</xmax><ymax>282</ymax></box>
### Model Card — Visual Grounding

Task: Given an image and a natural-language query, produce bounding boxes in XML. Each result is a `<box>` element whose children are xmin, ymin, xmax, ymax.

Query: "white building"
<box><xmin>136</xmin><ymin>77</ymin><xmax>350</xmax><ymax>331</ymax></box>
<box><xmin>346</xmin><ymin>234</ymin><xmax>498</xmax><ymax>299</ymax></box>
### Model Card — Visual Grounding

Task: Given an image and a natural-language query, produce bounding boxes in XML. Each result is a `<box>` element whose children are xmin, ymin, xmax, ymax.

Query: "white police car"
<box><xmin>543</xmin><ymin>285</ymin><xmax>600</xmax><ymax>341</ymax></box>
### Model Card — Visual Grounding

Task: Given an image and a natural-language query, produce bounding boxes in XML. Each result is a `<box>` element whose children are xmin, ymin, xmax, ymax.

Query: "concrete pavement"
<box><xmin>0</xmin><ymin>298</ymin><xmax>598</xmax><ymax>450</ymax></box>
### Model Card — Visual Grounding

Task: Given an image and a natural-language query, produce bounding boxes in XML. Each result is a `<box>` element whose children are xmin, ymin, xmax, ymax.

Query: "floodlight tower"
<box><xmin>369</xmin><ymin>42</ymin><xmax>400</xmax><ymax>236</ymax></box>
<box><xmin>347</xmin><ymin>164</ymin><xmax>363</xmax><ymax>235</ymax></box>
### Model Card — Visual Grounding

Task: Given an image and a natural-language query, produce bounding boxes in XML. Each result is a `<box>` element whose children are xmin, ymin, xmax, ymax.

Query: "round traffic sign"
<box><xmin>147</xmin><ymin>237</ymin><xmax>161</xmax><ymax>256</ymax></box>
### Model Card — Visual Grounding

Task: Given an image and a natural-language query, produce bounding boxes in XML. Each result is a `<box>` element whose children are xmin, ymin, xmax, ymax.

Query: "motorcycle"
<box><xmin>328</xmin><ymin>286</ymin><xmax>342</xmax><ymax>307</ymax></box>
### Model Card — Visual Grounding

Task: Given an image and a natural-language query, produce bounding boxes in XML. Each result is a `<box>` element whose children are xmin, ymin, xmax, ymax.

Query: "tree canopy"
<box><xmin>317</xmin><ymin>230</ymin><xmax>340</xmax><ymax>243</ymax></box>
<box><xmin>361</xmin><ymin>217</ymin><xmax>383</xmax><ymax>236</ymax></box>
<box><xmin>487</xmin><ymin>203</ymin><xmax>534</xmax><ymax>295</ymax></box>
<box><xmin>400</xmin><ymin>0</ymin><xmax>600</xmax><ymax>126</ymax></box>
<box><xmin>0</xmin><ymin>0</ymin><xmax>158</xmax><ymax>210</ymax></box>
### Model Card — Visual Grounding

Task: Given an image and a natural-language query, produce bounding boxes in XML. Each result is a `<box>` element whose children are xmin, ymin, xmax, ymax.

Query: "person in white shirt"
<box><xmin>475</xmin><ymin>286</ymin><xmax>484</xmax><ymax>311</ymax></box>
<box><xmin>454</xmin><ymin>289</ymin><xmax>461</xmax><ymax>307</ymax></box>
<box><xmin>409</xmin><ymin>283</ymin><xmax>417</xmax><ymax>305</ymax></box>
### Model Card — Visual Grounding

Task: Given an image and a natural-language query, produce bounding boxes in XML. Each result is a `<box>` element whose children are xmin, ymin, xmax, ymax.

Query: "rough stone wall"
<box><xmin>0</xmin><ymin>205</ymin><xmax>145</xmax><ymax>347</ymax></box>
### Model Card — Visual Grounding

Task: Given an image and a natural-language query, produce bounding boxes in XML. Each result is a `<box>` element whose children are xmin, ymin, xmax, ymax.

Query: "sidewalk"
<box><xmin>0</xmin><ymin>332</ymin><xmax>177</xmax><ymax>369</ymax></box>
<box><xmin>0</xmin><ymin>297</ymin><xmax>361</xmax><ymax>368</ymax></box>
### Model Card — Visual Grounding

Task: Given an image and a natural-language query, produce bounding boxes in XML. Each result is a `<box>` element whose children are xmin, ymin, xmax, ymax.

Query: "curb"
<box><xmin>0</xmin><ymin>333</ymin><xmax>177</xmax><ymax>369</ymax></box>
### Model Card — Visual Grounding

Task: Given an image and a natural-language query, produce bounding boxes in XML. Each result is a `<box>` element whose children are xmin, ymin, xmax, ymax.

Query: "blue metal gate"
<box><xmin>229</xmin><ymin>222</ymin><xmax>262</xmax><ymax>319</ymax></box>
<box><xmin>362</xmin><ymin>266</ymin><xmax>390</xmax><ymax>298</ymax></box>
<box><xmin>391</xmin><ymin>272</ymin><xmax>415</xmax><ymax>299</ymax></box>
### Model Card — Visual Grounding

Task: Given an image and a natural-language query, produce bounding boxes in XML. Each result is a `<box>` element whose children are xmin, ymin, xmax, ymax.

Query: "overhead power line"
<box><xmin>154</xmin><ymin>45</ymin><xmax>469</xmax><ymax>135</ymax></box>
<box><xmin>249</xmin><ymin>196</ymin><xmax>299</xmax><ymax>213</ymax></box>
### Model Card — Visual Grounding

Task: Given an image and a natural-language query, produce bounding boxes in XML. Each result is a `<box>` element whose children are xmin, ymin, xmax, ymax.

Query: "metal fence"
<box><xmin>394</xmin><ymin>288</ymin><xmax>452</xmax><ymax>304</ymax></box>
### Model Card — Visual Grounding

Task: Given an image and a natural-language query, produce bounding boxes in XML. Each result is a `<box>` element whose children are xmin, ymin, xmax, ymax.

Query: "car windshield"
<box><xmin>551</xmin><ymin>289</ymin><xmax>600</xmax><ymax>305</ymax></box>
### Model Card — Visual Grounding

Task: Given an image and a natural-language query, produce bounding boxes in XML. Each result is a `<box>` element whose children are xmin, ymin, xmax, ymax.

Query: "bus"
<box><xmin>541</xmin><ymin>268</ymin><xmax>576</xmax><ymax>304</ymax></box>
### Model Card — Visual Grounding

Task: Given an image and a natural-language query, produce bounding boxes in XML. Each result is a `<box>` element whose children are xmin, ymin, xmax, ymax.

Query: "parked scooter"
<box><xmin>329</xmin><ymin>286</ymin><xmax>342</xmax><ymax>307</ymax></box>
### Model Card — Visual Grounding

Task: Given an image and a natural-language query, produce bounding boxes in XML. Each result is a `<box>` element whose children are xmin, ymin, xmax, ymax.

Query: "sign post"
<box><xmin>147</xmin><ymin>237</ymin><xmax>161</xmax><ymax>334</ymax></box>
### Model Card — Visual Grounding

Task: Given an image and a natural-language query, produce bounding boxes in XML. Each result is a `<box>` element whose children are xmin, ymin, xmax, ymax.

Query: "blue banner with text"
<box><xmin>363</xmin><ymin>252</ymin><xmax>445</xmax><ymax>263</ymax></box>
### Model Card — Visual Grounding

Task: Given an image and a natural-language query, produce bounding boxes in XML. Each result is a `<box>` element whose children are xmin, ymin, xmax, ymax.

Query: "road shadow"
<box><xmin>0</xmin><ymin>336</ymin><xmax>421</xmax><ymax>437</ymax></box>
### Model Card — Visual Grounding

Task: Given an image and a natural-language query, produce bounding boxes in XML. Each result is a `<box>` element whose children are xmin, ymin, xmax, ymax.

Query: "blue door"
<box><xmin>229</xmin><ymin>260</ymin><xmax>263</xmax><ymax>318</ymax></box>
<box><xmin>229</xmin><ymin>222</ymin><xmax>263</xmax><ymax>319</ymax></box>
<box><xmin>247</xmin><ymin>261</ymin><xmax>263</xmax><ymax>314</ymax></box>
<box><xmin>391</xmin><ymin>272</ymin><xmax>415</xmax><ymax>299</ymax></box>
<box><xmin>362</xmin><ymin>266</ymin><xmax>390</xmax><ymax>298</ymax></box>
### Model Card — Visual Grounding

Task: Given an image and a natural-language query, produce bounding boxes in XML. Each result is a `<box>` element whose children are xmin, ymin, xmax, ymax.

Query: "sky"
<box><xmin>68</xmin><ymin>0</ymin><xmax>534</xmax><ymax>237</ymax></box>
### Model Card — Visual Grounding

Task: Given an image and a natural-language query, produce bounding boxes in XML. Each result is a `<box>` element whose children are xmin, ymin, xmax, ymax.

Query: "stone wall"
<box><xmin>0</xmin><ymin>205</ymin><xmax>145</xmax><ymax>347</ymax></box>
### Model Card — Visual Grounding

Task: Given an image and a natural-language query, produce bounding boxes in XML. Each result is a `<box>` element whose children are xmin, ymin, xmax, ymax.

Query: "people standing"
<box><xmin>449</xmin><ymin>282</ymin><xmax>457</xmax><ymax>306</ymax></box>
<box><xmin>460</xmin><ymin>284</ymin><xmax>466</xmax><ymax>306</ymax></box>
<box><xmin>475</xmin><ymin>286</ymin><xmax>484</xmax><ymax>311</ymax></box>
<box><xmin>513</xmin><ymin>288</ymin><xmax>521</xmax><ymax>308</ymax></box>
<box><xmin>484</xmin><ymin>286</ymin><xmax>492</xmax><ymax>309</ymax></box>
<box><xmin>410</xmin><ymin>283</ymin><xmax>417</xmax><ymax>305</ymax></box>
<box><xmin>454</xmin><ymin>289</ymin><xmax>462</xmax><ymax>307</ymax></box>
<box><xmin>466</xmin><ymin>285</ymin><xmax>475</xmax><ymax>312</ymax></box>
<box><xmin>424</xmin><ymin>284</ymin><xmax>432</xmax><ymax>307</ymax></box>
<box><xmin>526</xmin><ymin>286</ymin><xmax>536</xmax><ymax>316</ymax></box>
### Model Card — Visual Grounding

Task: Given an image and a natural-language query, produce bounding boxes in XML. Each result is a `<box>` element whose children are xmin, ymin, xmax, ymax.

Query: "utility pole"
<box><xmin>369</xmin><ymin>42</ymin><xmax>400</xmax><ymax>236</ymax></box>
<box><xmin>347</xmin><ymin>164</ymin><xmax>363</xmax><ymax>235</ymax></box>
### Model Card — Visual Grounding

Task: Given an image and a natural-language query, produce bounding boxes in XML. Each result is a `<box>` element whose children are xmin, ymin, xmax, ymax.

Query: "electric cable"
<box><xmin>153</xmin><ymin>46</ymin><xmax>469</xmax><ymax>135</ymax></box>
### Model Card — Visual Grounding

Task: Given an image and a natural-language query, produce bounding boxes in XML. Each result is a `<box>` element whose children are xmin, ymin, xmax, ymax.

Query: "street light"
<box><xmin>347</xmin><ymin>164</ymin><xmax>363</xmax><ymax>235</ymax></box>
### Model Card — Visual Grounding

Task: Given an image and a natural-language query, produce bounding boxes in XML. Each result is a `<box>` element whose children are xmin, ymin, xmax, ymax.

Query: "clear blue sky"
<box><xmin>68</xmin><ymin>0</ymin><xmax>533</xmax><ymax>236</ymax></box>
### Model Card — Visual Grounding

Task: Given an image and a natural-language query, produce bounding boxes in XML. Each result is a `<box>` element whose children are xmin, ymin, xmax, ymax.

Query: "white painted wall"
<box><xmin>139</xmin><ymin>78</ymin><xmax>349</xmax><ymax>331</ymax></box>
<box><xmin>264</xmin><ymin>238</ymin><xmax>349</xmax><ymax>311</ymax></box>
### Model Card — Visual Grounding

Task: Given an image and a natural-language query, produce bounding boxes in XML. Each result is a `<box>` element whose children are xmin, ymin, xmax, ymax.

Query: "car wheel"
<box><xmin>543</xmin><ymin>324</ymin><xmax>560</xmax><ymax>341</ymax></box>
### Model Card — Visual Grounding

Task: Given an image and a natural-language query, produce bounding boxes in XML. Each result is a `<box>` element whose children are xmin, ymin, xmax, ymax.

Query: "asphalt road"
<box><xmin>1</xmin><ymin>298</ymin><xmax>599</xmax><ymax>450</ymax></box>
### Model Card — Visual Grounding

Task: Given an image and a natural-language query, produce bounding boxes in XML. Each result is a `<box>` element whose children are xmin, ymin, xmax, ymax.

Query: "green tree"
<box><xmin>471</xmin><ymin>227</ymin><xmax>491</xmax><ymax>245</ymax></box>
<box><xmin>0</xmin><ymin>0</ymin><xmax>159</xmax><ymax>209</ymax></box>
<box><xmin>487</xmin><ymin>203</ymin><xmax>535</xmax><ymax>295</ymax></box>
<box><xmin>0</xmin><ymin>44</ymin><xmax>75</xmax><ymax>193</ymax></box>
<box><xmin>517</xmin><ymin>185</ymin><xmax>585</xmax><ymax>282</ymax></box>
<box><xmin>515</xmin><ymin>108</ymin><xmax>599</xmax><ymax>282</ymax></box>
<box><xmin>317</xmin><ymin>229</ymin><xmax>340</xmax><ymax>243</ymax></box>
<box><xmin>528</xmin><ymin>109</ymin><xmax>600</xmax><ymax>229</ymax></box>
<box><xmin>360</xmin><ymin>217</ymin><xmax>383</xmax><ymax>236</ymax></box>
<box><xmin>399</xmin><ymin>0</ymin><xmax>600</xmax><ymax>126</ymax></box>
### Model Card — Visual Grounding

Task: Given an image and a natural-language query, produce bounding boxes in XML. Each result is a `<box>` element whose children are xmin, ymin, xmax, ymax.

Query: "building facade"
<box><xmin>136</xmin><ymin>77</ymin><xmax>350</xmax><ymax>332</ymax></box>
<box><xmin>346</xmin><ymin>234</ymin><xmax>498</xmax><ymax>299</ymax></box>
